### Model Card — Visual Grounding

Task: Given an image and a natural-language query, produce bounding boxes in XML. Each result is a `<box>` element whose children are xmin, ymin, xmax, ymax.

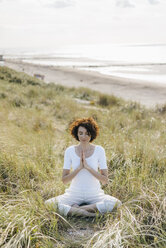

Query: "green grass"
<box><xmin>0</xmin><ymin>66</ymin><xmax>166</xmax><ymax>247</ymax></box>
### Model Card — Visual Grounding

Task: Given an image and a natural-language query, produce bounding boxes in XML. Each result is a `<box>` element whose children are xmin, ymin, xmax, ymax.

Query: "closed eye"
<box><xmin>79</xmin><ymin>133</ymin><xmax>88</xmax><ymax>135</ymax></box>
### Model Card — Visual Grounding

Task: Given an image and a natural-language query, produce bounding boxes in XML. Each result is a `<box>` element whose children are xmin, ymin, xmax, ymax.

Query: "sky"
<box><xmin>0</xmin><ymin>0</ymin><xmax>166</xmax><ymax>50</ymax></box>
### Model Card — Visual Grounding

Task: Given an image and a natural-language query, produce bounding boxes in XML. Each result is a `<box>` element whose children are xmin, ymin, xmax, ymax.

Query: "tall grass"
<box><xmin>87</xmin><ymin>190</ymin><xmax>166</xmax><ymax>248</ymax></box>
<box><xmin>0</xmin><ymin>66</ymin><xmax>166</xmax><ymax>247</ymax></box>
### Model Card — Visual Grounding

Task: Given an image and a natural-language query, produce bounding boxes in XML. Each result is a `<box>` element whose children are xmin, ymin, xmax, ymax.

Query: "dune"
<box><xmin>5</xmin><ymin>59</ymin><xmax>166</xmax><ymax>108</ymax></box>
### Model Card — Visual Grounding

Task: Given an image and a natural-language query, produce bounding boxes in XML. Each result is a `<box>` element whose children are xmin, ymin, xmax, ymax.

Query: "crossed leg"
<box><xmin>45</xmin><ymin>191</ymin><xmax>121</xmax><ymax>217</ymax></box>
<box><xmin>69</xmin><ymin>198</ymin><xmax>122</xmax><ymax>216</ymax></box>
<box><xmin>79</xmin><ymin>203</ymin><xmax>98</xmax><ymax>213</ymax></box>
<box><xmin>67</xmin><ymin>205</ymin><xmax>96</xmax><ymax>217</ymax></box>
<box><xmin>67</xmin><ymin>203</ymin><xmax>99</xmax><ymax>217</ymax></box>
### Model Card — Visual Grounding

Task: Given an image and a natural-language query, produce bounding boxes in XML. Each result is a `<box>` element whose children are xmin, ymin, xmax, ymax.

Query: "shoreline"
<box><xmin>4</xmin><ymin>59</ymin><xmax>166</xmax><ymax>108</ymax></box>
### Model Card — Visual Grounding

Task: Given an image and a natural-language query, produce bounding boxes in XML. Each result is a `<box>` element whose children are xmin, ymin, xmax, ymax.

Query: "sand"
<box><xmin>4</xmin><ymin>59</ymin><xmax>166</xmax><ymax>108</ymax></box>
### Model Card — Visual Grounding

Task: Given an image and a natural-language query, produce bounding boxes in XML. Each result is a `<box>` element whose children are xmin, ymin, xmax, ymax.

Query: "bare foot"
<box><xmin>68</xmin><ymin>207</ymin><xmax>96</xmax><ymax>217</ymax></box>
<box><xmin>71</xmin><ymin>204</ymin><xmax>79</xmax><ymax>208</ymax></box>
<box><xmin>79</xmin><ymin>203</ymin><xmax>97</xmax><ymax>213</ymax></box>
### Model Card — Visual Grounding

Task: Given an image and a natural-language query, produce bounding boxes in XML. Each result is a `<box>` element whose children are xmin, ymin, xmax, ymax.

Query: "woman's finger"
<box><xmin>82</xmin><ymin>151</ymin><xmax>85</xmax><ymax>161</ymax></box>
<box><xmin>81</xmin><ymin>151</ymin><xmax>84</xmax><ymax>163</ymax></box>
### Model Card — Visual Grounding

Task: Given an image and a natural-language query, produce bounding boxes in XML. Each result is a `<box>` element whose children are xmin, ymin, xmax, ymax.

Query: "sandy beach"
<box><xmin>5</xmin><ymin>59</ymin><xmax>166</xmax><ymax>108</ymax></box>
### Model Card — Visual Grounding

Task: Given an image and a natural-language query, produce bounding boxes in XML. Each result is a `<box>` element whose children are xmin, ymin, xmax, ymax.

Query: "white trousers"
<box><xmin>45</xmin><ymin>188</ymin><xmax>122</xmax><ymax>216</ymax></box>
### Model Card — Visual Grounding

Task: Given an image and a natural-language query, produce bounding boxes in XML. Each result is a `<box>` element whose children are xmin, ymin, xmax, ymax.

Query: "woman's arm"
<box><xmin>85</xmin><ymin>167</ymin><xmax>108</xmax><ymax>185</ymax></box>
<box><xmin>82</xmin><ymin>152</ymin><xmax>108</xmax><ymax>185</ymax></box>
<box><xmin>62</xmin><ymin>158</ymin><xmax>84</xmax><ymax>184</ymax></box>
<box><xmin>62</xmin><ymin>167</ymin><xmax>81</xmax><ymax>184</ymax></box>
<box><xmin>62</xmin><ymin>146</ymin><xmax>83</xmax><ymax>184</ymax></box>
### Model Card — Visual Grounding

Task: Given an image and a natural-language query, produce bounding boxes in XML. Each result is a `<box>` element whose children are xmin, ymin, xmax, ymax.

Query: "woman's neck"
<box><xmin>78</xmin><ymin>142</ymin><xmax>91</xmax><ymax>151</ymax></box>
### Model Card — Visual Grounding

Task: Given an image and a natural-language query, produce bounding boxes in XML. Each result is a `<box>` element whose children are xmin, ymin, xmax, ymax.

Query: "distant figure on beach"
<box><xmin>34</xmin><ymin>73</ymin><xmax>45</xmax><ymax>80</ymax></box>
<box><xmin>45</xmin><ymin>117</ymin><xmax>121</xmax><ymax>217</ymax></box>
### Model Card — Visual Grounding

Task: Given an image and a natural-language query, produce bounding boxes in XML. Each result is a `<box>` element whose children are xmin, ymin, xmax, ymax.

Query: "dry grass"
<box><xmin>0</xmin><ymin>66</ymin><xmax>166</xmax><ymax>247</ymax></box>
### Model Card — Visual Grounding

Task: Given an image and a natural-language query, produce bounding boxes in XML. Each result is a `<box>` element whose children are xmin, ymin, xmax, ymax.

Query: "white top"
<box><xmin>63</xmin><ymin>145</ymin><xmax>107</xmax><ymax>192</ymax></box>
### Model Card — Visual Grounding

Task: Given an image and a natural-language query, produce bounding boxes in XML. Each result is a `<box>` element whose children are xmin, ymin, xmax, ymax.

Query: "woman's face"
<box><xmin>77</xmin><ymin>126</ymin><xmax>91</xmax><ymax>143</ymax></box>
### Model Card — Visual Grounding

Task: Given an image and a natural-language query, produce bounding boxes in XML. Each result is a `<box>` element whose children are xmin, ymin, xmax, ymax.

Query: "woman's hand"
<box><xmin>78</xmin><ymin>150</ymin><xmax>90</xmax><ymax>170</ymax></box>
<box><xmin>78</xmin><ymin>151</ymin><xmax>84</xmax><ymax>170</ymax></box>
<box><xmin>77</xmin><ymin>150</ymin><xmax>108</xmax><ymax>185</ymax></box>
<box><xmin>82</xmin><ymin>151</ymin><xmax>90</xmax><ymax>170</ymax></box>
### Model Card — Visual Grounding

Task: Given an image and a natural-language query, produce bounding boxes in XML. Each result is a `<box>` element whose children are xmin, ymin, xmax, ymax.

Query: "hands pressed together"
<box><xmin>79</xmin><ymin>151</ymin><xmax>90</xmax><ymax>170</ymax></box>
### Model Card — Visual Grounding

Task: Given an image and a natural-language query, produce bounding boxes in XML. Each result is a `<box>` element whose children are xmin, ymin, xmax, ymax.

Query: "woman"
<box><xmin>45</xmin><ymin>117</ymin><xmax>121</xmax><ymax>217</ymax></box>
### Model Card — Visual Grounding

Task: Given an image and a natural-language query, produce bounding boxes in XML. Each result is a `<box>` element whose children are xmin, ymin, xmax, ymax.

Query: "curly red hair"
<box><xmin>69</xmin><ymin>117</ymin><xmax>99</xmax><ymax>142</ymax></box>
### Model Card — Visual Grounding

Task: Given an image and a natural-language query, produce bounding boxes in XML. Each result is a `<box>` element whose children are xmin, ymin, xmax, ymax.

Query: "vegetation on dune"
<box><xmin>0</xmin><ymin>66</ymin><xmax>166</xmax><ymax>247</ymax></box>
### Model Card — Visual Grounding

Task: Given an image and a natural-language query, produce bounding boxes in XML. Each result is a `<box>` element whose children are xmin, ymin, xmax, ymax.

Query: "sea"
<box><xmin>1</xmin><ymin>43</ymin><xmax>166</xmax><ymax>85</ymax></box>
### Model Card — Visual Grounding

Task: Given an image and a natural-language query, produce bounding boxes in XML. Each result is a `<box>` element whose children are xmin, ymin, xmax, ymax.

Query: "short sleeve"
<box><xmin>63</xmin><ymin>147</ymin><xmax>71</xmax><ymax>170</ymax></box>
<box><xmin>98</xmin><ymin>146</ymin><xmax>107</xmax><ymax>169</ymax></box>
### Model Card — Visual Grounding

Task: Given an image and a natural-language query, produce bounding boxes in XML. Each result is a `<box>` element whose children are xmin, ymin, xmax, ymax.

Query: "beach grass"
<box><xmin>0</xmin><ymin>66</ymin><xmax>165</xmax><ymax>247</ymax></box>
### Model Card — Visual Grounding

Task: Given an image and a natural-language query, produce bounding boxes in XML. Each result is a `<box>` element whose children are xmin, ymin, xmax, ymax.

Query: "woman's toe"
<box><xmin>72</xmin><ymin>204</ymin><xmax>79</xmax><ymax>208</ymax></box>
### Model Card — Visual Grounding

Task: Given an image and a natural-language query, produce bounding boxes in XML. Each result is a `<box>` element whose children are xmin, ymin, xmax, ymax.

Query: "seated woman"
<box><xmin>45</xmin><ymin>117</ymin><xmax>122</xmax><ymax>217</ymax></box>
